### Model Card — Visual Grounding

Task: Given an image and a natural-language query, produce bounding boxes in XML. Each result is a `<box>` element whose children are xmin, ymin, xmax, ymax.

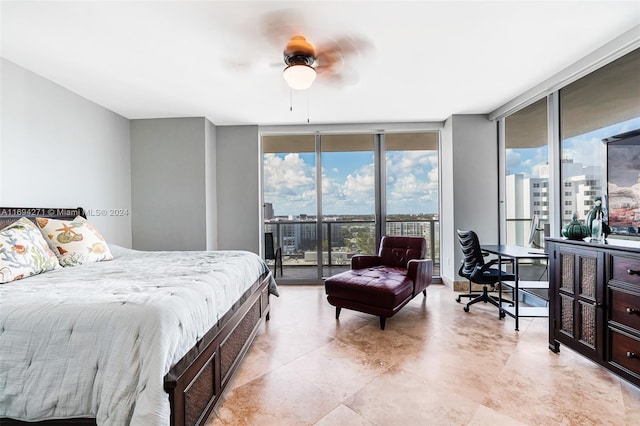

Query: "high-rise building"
<box><xmin>263</xmin><ymin>203</ymin><xmax>274</xmax><ymax>220</ymax></box>
<box><xmin>505</xmin><ymin>158</ymin><xmax>602</xmax><ymax>245</ymax></box>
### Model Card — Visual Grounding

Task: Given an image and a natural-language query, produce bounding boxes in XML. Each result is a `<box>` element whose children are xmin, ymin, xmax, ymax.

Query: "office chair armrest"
<box><xmin>485</xmin><ymin>257</ymin><xmax>514</xmax><ymax>269</ymax></box>
<box><xmin>351</xmin><ymin>254</ymin><xmax>382</xmax><ymax>269</ymax></box>
<box><xmin>483</xmin><ymin>258</ymin><xmax>501</xmax><ymax>268</ymax></box>
<box><xmin>470</xmin><ymin>258</ymin><xmax>513</xmax><ymax>281</ymax></box>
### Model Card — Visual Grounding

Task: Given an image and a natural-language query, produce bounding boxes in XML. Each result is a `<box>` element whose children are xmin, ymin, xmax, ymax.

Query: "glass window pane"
<box><xmin>263</xmin><ymin>134</ymin><xmax>317</xmax><ymax>279</ymax></box>
<box><xmin>560</xmin><ymin>49</ymin><xmax>640</xmax><ymax>227</ymax></box>
<box><xmin>504</xmin><ymin>98</ymin><xmax>548</xmax><ymax>247</ymax></box>
<box><xmin>385</xmin><ymin>132</ymin><xmax>440</xmax><ymax>275</ymax></box>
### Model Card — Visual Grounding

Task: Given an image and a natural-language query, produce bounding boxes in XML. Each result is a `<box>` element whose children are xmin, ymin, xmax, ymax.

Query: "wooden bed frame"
<box><xmin>0</xmin><ymin>207</ymin><xmax>272</xmax><ymax>426</ymax></box>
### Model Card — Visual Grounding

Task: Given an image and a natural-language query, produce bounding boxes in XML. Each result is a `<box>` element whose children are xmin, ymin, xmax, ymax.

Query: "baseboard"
<box><xmin>443</xmin><ymin>277</ymin><xmax>496</xmax><ymax>293</ymax></box>
<box><xmin>440</xmin><ymin>276</ymin><xmax>455</xmax><ymax>289</ymax></box>
<box><xmin>452</xmin><ymin>280</ymin><xmax>488</xmax><ymax>293</ymax></box>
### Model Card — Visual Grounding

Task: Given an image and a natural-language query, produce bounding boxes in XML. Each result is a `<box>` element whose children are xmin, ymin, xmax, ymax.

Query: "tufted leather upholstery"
<box><xmin>378</xmin><ymin>236</ymin><xmax>426</xmax><ymax>268</ymax></box>
<box><xmin>325</xmin><ymin>236</ymin><xmax>432</xmax><ymax>330</ymax></box>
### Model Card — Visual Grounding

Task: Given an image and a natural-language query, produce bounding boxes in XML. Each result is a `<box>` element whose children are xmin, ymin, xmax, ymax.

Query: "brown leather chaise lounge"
<box><xmin>324</xmin><ymin>236</ymin><xmax>433</xmax><ymax>330</ymax></box>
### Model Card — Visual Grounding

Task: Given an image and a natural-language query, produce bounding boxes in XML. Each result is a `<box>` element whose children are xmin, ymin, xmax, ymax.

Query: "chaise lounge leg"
<box><xmin>423</xmin><ymin>289</ymin><xmax>427</xmax><ymax>297</ymax></box>
<box><xmin>335</xmin><ymin>307</ymin><xmax>341</xmax><ymax>319</ymax></box>
<box><xmin>379</xmin><ymin>317</ymin><xmax>386</xmax><ymax>330</ymax></box>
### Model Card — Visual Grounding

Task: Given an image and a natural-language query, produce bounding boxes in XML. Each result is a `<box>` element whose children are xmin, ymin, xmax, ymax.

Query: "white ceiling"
<box><xmin>1</xmin><ymin>1</ymin><xmax>639</xmax><ymax>126</ymax></box>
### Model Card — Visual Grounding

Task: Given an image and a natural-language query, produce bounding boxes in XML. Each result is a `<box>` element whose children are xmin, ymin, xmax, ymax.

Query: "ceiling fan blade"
<box><xmin>261</xmin><ymin>8</ymin><xmax>308</xmax><ymax>49</ymax></box>
<box><xmin>316</xmin><ymin>35</ymin><xmax>373</xmax><ymax>60</ymax></box>
<box><xmin>317</xmin><ymin>66</ymin><xmax>361</xmax><ymax>87</ymax></box>
<box><xmin>315</xmin><ymin>35</ymin><xmax>373</xmax><ymax>86</ymax></box>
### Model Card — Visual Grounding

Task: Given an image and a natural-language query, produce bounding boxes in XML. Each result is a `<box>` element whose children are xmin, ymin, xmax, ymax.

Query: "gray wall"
<box><xmin>0</xmin><ymin>58</ymin><xmax>132</xmax><ymax>247</ymax></box>
<box><xmin>440</xmin><ymin>114</ymin><xmax>499</xmax><ymax>287</ymax></box>
<box><xmin>130</xmin><ymin>117</ymin><xmax>212</xmax><ymax>251</ymax></box>
<box><xmin>205</xmin><ymin>119</ymin><xmax>218</xmax><ymax>250</ymax></box>
<box><xmin>0</xmin><ymin>57</ymin><xmax>500</xmax><ymax>267</ymax></box>
<box><xmin>215</xmin><ymin>125</ymin><xmax>260</xmax><ymax>253</ymax></box>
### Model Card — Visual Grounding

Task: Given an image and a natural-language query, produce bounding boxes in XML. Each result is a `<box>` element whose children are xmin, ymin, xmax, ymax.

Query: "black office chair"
<box><xmin>264</xmin><ymin>232</ymin><xmax>283</xmax><ymax>278</ymax></box>
<box><xmin>456</xmin><ymin>230</ymin><xmax>515</xmax><ymax>313</ymax></box>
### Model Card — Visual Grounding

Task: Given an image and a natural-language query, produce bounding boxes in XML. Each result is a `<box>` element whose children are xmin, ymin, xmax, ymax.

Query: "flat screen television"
<box><xmin>602</xmin><ymin>128</ymin><xmax>640</xmax><ymax>238</ymax></box>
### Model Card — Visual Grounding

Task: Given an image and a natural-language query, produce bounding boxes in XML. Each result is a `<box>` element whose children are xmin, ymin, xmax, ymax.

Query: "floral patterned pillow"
<box><xmin>36</xmin><ymin>216</ymin><xmax>113</xmax><ymax>267</ymax></box>
<box><xmin>0</xmin><ymin>217</ymin><xmax>61</xmax><ymax>284</ymax></box>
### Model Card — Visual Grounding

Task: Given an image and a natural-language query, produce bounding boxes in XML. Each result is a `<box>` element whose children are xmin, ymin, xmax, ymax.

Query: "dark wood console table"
<box><xmin>547</xmin><ymin>237</ymin><xmax>640</xmax><ymax>387</ymax></box>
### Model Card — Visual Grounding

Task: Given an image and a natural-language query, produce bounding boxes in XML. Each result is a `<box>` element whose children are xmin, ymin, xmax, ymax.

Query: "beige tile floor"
<box><xmin>207</xmin><ymin>284</ymin><xmax>640</xmax><ymax>426</ymax></box>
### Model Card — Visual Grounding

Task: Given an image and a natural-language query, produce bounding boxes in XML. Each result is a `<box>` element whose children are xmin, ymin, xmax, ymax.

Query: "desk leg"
<box><xmin>514</xmin><ymin>260</ymin><xmax>519</xmax><ymax>331</ymax></box>
<box><xmin>498</xmin><ymin>256</ymin><xmax>509</xmax><ymax>320</ymax></box>
<box><xmin>498</xmin><ymin>254</ymin><xmax>504</xmax><ymax>320</ymax></box>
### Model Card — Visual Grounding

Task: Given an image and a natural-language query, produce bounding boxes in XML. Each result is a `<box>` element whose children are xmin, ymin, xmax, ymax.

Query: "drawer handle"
<box><xmin>627</xmin><ymin>352</ymin><xmax>638</xmax><ymax>359</ymax></box>
<box><xmin>627</xmin><ymin>307</ymin><xmax>638</xmax><ymax>315</ymax></box>
<box><xmin>628</xmin><ymin>269</ymin><xmax>640</xmax><ymax>276</ymax></box>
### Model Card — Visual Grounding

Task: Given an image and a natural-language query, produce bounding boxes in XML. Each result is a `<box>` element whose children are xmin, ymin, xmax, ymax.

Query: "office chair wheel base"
<box><xmin>463</xmin><ymin>306</ymin><xmax>469</xmax><ymax>312</ymax></box>
<box><xmin>456</xmin><ymin>296</ymin><xmax>461</xmax><ymax>303</ymax></box>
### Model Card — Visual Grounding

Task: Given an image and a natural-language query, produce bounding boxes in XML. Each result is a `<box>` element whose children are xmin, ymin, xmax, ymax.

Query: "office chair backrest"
<box><xmin>457</xmin><ymin>230</ymin><xmax>485</xmax><ymax>278</ymax></box>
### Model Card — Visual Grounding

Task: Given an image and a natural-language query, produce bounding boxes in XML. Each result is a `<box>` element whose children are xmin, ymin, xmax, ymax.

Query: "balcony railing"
<box><xmin>264</xmin><ymin>219</ymin><xmax>440</xmax><ymax>279</ymax></box>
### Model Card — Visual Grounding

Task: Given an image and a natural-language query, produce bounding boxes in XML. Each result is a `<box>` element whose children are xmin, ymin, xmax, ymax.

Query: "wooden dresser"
<box><xmin>547</xmin><ymin>237</ymin><xmax>640</xmax><ymax>387</ymax></box>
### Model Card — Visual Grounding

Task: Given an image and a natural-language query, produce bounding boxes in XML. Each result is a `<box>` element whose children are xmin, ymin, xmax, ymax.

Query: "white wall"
<box><xmin>130</xmin><ymin>118</ymin><xmax>210</xmax><ymax>251</ymax></box>
<box><xmin>440</xmin><ymin>114</ymin><xmax>499</xmax><ymax>287</ymax></box>
<box><xmin>215</xmin><ymin>126</ymin><xmax>260</xmax><ymax>253</ymax></box>
<box><xmin>0</xmin><ymin>58</ymin><xmax>132</xmax><ymax>247</ymax></box>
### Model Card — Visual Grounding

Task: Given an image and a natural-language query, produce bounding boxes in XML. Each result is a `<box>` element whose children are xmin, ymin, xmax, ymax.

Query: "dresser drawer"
<box><xmin>611</xmin><ymin>255</ymin><xmax>640</xmax><ymax>287</ymax></box>
<box><xmin>610</xmin><ymin>330</ymin><xmax>640</xmax><ymax>377</ymax></box>
<box><xmin>610</xmin><ymin>288</ymin><xmax>640</xmax><ymax>332</ymax></box>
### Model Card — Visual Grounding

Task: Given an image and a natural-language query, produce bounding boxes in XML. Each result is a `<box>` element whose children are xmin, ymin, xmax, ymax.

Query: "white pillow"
<box><xmin>0</xmin><ymin>217</ymin><xmax>61</xmax><ymax>284</ymax></box>
<box><xmin>36</xmin><ymin>216</ymin><xmax>113</xmax><ymax>267</ymax></box>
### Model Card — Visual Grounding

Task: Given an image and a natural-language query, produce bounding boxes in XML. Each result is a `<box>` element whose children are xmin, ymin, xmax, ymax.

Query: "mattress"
<box><xmin>0</xmin><ymin>245</ymin><xmax>277</xmax><ymax>425</ymax></box>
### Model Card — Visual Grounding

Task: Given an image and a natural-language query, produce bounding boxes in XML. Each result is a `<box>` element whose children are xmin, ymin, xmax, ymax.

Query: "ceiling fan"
<box><xmin>231</xmin><ymin>9</ymin><xmax>373</xmax><ymax>91</ymax></box>
<box><xmin>281</xmin><ymin>33</ymin><xmax>371</xmax><ymax>90</ymax></box>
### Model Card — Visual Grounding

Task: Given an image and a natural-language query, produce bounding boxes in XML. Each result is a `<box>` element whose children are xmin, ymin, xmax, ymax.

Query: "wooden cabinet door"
<box><xmin>551</xmin><ymin>244</ymin><xmax>604</xmax><ymax>359</ymax></box>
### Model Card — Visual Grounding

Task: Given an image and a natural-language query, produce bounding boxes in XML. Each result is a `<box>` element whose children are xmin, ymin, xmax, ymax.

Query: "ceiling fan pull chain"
<box><xmin>290</xmin><ymin>88</ymin><xmax>293</xmax><ymax>112</ymax></box>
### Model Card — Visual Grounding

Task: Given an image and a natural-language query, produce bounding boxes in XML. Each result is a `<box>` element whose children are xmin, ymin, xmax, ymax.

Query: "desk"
<box><xmin>481</xmin><ymin>245</ymin><xmax>549</xmax><ymax>331</ymax></box>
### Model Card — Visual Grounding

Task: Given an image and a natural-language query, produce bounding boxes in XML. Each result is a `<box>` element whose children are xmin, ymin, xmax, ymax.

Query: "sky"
<box><xmin>264</xmin><ymin>117</ymin><xmax>638</xmax><ymax>219</ymax></box>
<box><xmin>506</xmin><ymin>116</ymin><xmax>640</xmax><ymax>180</ymax></box>
<box><xmin>263</xmin><ymin>149</ymin><xmax>439</xmax><ymax>217</ymax></box>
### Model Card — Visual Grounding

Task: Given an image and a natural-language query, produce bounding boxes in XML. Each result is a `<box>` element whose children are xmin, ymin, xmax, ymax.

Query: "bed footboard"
<box><xmin>164</xmin><ymin>272</ymin><xmax>272</xmax><ymax>426</ymax></box>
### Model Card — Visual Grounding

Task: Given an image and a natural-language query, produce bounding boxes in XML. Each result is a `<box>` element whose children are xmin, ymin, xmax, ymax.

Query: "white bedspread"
<box><xmin>0</xmin><ymin>245</ymin><xmax>277</xmax><ymax>425</ymax></box>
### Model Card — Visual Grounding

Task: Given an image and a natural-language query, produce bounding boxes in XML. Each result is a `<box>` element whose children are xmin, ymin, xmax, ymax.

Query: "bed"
<box><xmin>0</xmin><ymin>207</ymin><xmax>277</xmax><ymax>426</ymax></box>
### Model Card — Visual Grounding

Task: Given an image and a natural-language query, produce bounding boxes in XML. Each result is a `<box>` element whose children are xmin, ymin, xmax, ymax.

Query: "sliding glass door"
<box><xmin>263</xmin><ymin>134</ymin><xmax>318</xmax><ymax>277</ymax></box>
<box><xmin>262</xmin><ymin>130</ymin><xmax>440</xmax><ymax>282</ymax></box>
<box><xmin>320</xmin><ymin>134</ymin><xmax>375</xmax><ymax>278</ymax></box>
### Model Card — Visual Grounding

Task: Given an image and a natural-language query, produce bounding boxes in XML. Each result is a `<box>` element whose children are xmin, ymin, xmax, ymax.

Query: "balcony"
<box><xmin>264</xmin><ymin>219</ymin><xmax>440</xmax><ymax>282</ymax></box>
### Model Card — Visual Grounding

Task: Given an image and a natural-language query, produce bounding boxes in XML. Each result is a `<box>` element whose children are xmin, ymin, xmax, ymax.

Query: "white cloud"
<box><xmin>506</xmin><ymin>149</ymin><xmax>522</xmax><ymax>173</ymax></box>
<box><xmin>323</xmin><ymin>163</ymin><xmax>375</xmax><ymax>214</ymax></box>
<box><xmin>263</xmin><ymin>153</ymin><xmax>316</xmax><ymax>215</ymax></box>
<box><xmin>386</xmin><ymin>151</ymin><xmax>438</xmax><ymax>214</ymax></box>
<box><xmin>507</xmin><ymin>146</ymin><xmax>548</xmax><ymax>178</ymax></box>
<box><xmin>562</xmin><ymin>136</ymin><xmax>601</xmax><ymax>167</ymax></box>
<box><xmin>264</xmin><ymin>150</ymin><xmax>440</xmax><ymax>216</ymax></box>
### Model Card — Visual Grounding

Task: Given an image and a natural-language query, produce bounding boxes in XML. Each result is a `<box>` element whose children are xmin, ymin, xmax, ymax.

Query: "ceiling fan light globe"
<box><xmin>283</xmin><ymin>64</ymin><xmax>316</xmax><ymax>90</ymax></box>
